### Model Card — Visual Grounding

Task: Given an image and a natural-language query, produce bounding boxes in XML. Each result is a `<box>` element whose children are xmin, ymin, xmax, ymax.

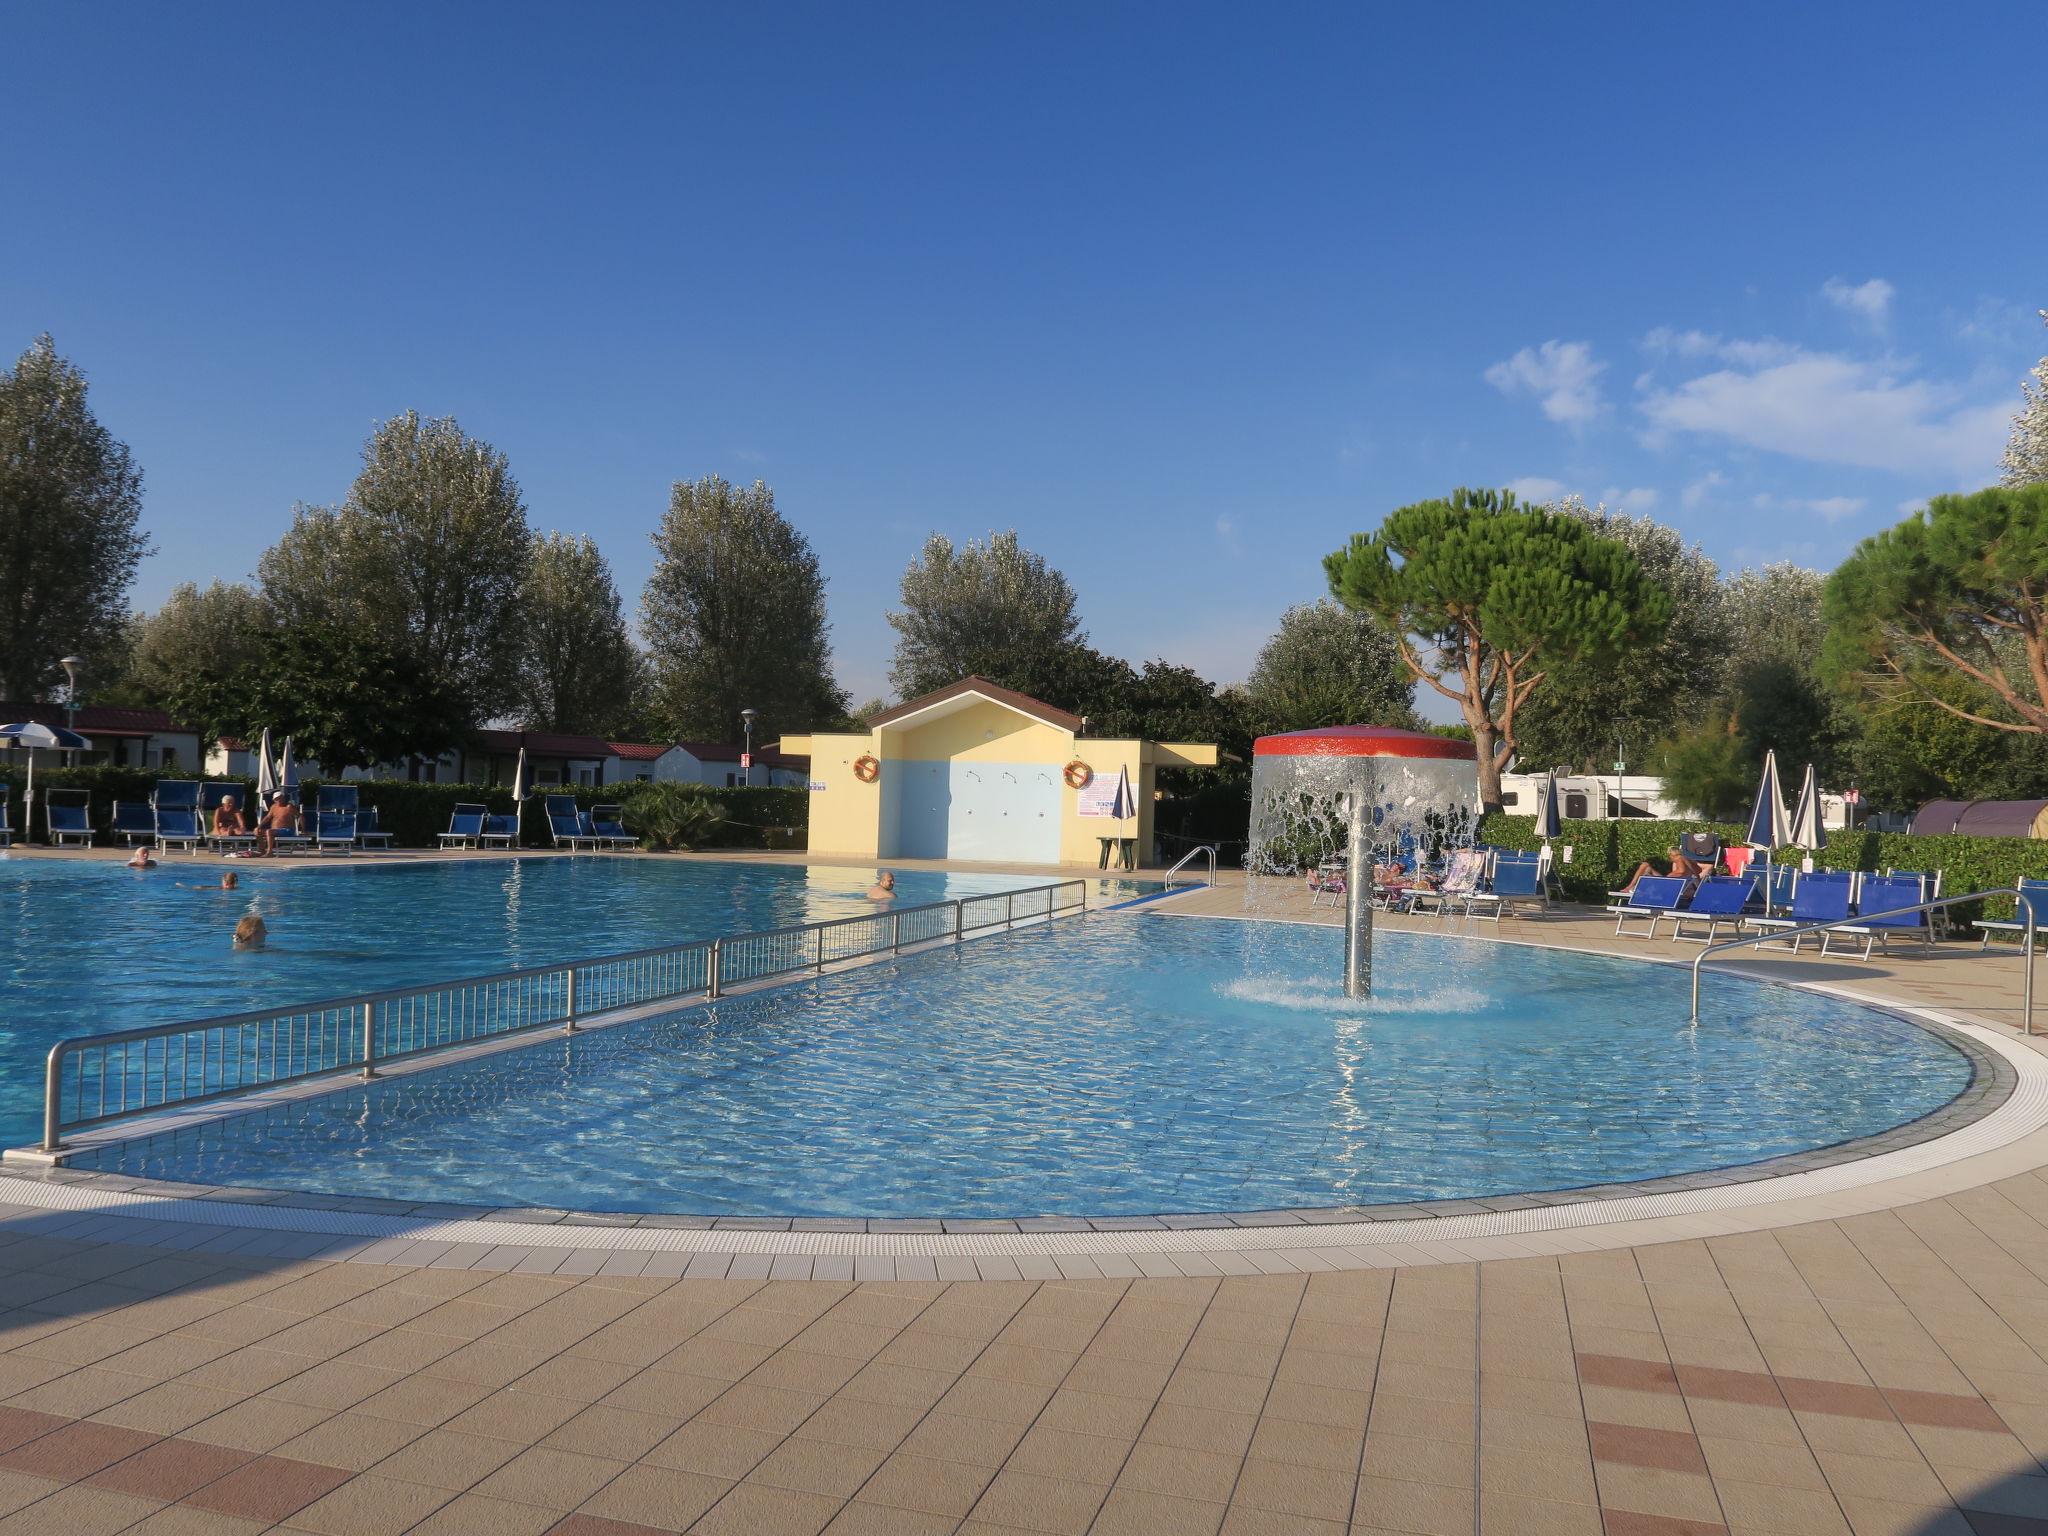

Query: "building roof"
<box><xmin>471</xmin><ymin>728</ymin><xmax>615</xmax><ymax>758</ymax></box>
<box><xmin>0</xmin><ymin>701</ymin><xmax>196</xmax><ymax>739</ymax></box>
<box><xmin>865</xmin><ymin>676</ymin><xmax>1085</xmax><ymax>734</ymax></box>
<box><xmin>608</xmin><ymin>742</ymin><xmax>674</xmax><ymax>761</ymax></box>
<box><xmin>674</xmin><ymin>741</ymin><xmax>807</xmax><ymax>768</ymax></box>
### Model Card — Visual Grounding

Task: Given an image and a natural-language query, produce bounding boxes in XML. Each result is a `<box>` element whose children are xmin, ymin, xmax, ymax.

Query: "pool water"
<box><xmin>76</xmin><ymin>917</ymin><xmax>1973</xmax><ymax>1217</ymax></box>
<box><xmin>0</xmin><ymin>856</ymin><xmax>1128</xmax><ymax>1147</ymax></box>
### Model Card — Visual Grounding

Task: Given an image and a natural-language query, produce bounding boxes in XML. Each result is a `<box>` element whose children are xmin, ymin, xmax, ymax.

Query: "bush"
<box><xmin>0</xmin><ymin>765</ymin><xmax>809</xmax><ymax>852</ymax></box>
<box><xmin>1479</xmin><ymin>813</ymin><xmax>2048</xmax><ymax>921</ymax></box>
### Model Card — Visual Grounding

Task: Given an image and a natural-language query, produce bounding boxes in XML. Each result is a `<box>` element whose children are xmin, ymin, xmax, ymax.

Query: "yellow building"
<box><xmin>779</xmin><ymin>677</ymin><xmax>1220</xmax><ymax>866</ymax></box>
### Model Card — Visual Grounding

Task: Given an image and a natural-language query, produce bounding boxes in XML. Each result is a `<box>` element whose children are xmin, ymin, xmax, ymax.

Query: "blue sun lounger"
<box><xmin>590</xmin><ymin>804</ymin><xmax>633</xmax><ymax>851</ymax></box>
<box><xmin>45</xmin><ymin>788</ymin><xmax>94</xmax><ymax>848</ymax></box>
<box><xmin>1976</xmin><ymin>878</ymin><xmax>2048</xmax><ymax>953</ymax></box>
<box><xmin>356</xmin><ymin>805</ymin><xmax>393</xmax><ymax>850</ymax></box>
<box><xmin>198</xmin><ymin>784</ymin><xmax>257</xmax><ymax>855</ymax></box>
<box><xmin>479</xmin><ymin>813</ymin><xmax>518</xmax><ymax>849</ymax></box>
<box><xmin>1831</xmin><ymin>874</ymin><xmax>1934</xmax><ymax>959</ymax></box>
<box><xmin>1666</xmin><ymin>876</ymin><xmax>1759</xmax><ymax>944</ymax></box>
<box><xmin>1743</xmin><ymin>872</ymin><xmax>1854</xmax><ymax>951</ymax></box>
<box><xmin>111</xmin><ymin>801</ymin><xmax>158</xmax><ymax>847</ymax></box>
<box><xmin>440</xmin><ymin>804</ymin><xmax>487</xmax><ymax>849</ymax></box>
<box><xmin>545</xmin><ymin>795</ymin><xmax>602</xmax><ymax>852</ymax></box>
<box><xmin>1609</xmin><ymin>876</ymin><xmax>1691</xmax><ymax>939</ymax></box>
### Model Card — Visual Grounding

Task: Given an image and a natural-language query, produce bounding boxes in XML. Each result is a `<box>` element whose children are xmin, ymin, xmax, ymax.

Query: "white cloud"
<box><xmin>1822</xmin><ymin>276</ymin><xmax>1895</xmax><ymax>327</ymax></box>
<box><xmin>1639</xmin><ymin>347</ymin><xmax>2010</xmax><ymax>478</ymax></box>
<box><xmin>1506</xmin><ymin>476</ymin><xmax>1567</xmax><ymax>503</ymax></box>
<box><xmin>1640</xmin><ymin>329</ymin><xmax>1799</xmax><ymax>368</ymax></box>
<box><xmin>1485</xmin><ymin>340</ymin><xmax>1606</xmax><ymax>425</ymax></box>
<box><xmin>1752</xmin><ymin>492</ymin><xmax>1868</xmax><ymax>524</ymax></box>
<box><xmin>1680</xmin><ymin>471</ymin><xmax>1726</xmax><ymax>510</ymax></box>
<box><xmin>1600</xmin><ymin>486</ymin><xmax>1659</xmax><ymax>512</ymax></box>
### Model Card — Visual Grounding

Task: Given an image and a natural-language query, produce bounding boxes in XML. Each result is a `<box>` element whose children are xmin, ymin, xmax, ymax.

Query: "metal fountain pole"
<box><xmin>1344</xmin><ymin>760</ymin><xmax>1372</xmax><ymax>997</ymax></box>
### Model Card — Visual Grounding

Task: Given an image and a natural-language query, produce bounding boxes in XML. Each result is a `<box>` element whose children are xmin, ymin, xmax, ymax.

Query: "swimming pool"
<box><xmin>73</xmin><ymin>916</ymin><xmax>1974</xmax><ymax>1217</ymax></box>
<box><xmin>0</xmin><ymin>856</ymin><xmax>1136</xmax><ymax>1147</ymax></box>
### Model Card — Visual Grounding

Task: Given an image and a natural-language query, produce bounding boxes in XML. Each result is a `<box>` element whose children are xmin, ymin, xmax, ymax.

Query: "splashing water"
<box><xmin>1216</xmin><ymin>976</ymin><xmax>1496</xmax><ymax>1014</ymax></box>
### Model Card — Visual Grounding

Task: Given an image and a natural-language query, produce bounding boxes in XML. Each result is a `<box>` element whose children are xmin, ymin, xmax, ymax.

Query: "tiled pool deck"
<box><xmin>2</xmin><ymin>874</ymin><xmax>2046</xmax><ymax>1532</ymax></box>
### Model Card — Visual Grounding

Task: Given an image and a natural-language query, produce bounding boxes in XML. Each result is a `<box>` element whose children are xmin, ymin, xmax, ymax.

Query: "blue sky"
<box><xmin>4</xmin><ymin>3</ymin><xmax>2043</xmax><ymax>715</ymax></box>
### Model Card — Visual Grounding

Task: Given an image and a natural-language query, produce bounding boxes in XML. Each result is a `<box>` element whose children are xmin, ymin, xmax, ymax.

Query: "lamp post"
<box><xmin>740</xmin><ymin>708</ymin><xmax>758</xmax><ymax>789</ymax></box>
<box><xmin>59</xmin><ymin>658</ymin><xmax>85</xmax><ymax>764</ymax></box>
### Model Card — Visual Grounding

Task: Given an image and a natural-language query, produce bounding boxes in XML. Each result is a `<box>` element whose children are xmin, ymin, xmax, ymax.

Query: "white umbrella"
<box><xmin>1108</xmin><ymin>764</ymin><xmax>1136</xmax><ymax>820</ymax></box>
<box><xmin>1787</xmin><ymin>762</ymin><xmax>1828</xmax><ymax>852</ymax></box>
<box><xmin>255</xmin><ymin>728</ymin><xmax>278</xmax><ymax>807</ymax></box>
<box><xmin>511</xmin><ymin>747</ymin><xmax>531</xmax><ymax>845</ymax></box>
<box><xmin>2</xmin><ymin>722</ymin><xmax>90</xmax><ymax>834</ymax></box>
<box><xmin>1744</xmin><ymin>749</ymin><xmax>1792</xmax><ymax>852</ymax></box>
<box><xmin>279</xmin><ymin>738</ymin><xmax>299</xmax><ymax>800</ymax></box>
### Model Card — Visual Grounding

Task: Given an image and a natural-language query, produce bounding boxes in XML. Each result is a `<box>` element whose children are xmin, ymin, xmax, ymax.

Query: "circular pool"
<box><xmin>75</xmin><ymin>917</ymin><xmax>1981</xmax><ymax>1220</ymax></box>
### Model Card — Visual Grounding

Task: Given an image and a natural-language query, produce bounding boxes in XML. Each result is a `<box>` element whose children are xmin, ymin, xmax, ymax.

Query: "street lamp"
<box><xmin>59</xmin><ymin>658</ymin><xmax>85</xmax><ymax>728</ymax></box>
<box><xmin>740</xmin><ymin>708</ymin><xmax>758</xmax><ymax>789</ymax></box>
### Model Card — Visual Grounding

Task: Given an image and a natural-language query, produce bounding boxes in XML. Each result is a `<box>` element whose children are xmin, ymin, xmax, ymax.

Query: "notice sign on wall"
<box><xmin>1075</xmin><ymin>780</ymin><xmax>1127</xmax><ymax>818</ymax></box>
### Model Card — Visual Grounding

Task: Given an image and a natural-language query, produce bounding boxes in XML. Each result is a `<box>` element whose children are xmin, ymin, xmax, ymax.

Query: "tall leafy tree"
<box><xmin>119</xmin><ymin>580</ymin><xmax>269</xmax><ymax>708</ymax></box>
<box><xmin>0</xmin><ymin>336</ymin><xmax>148</xmax><ymax>701</ymax></box>
<box><xmin>888</xmin><ymin>530</ymin><xmax>1083</xmax><ymax>699</ymax></box>
<box><xmin>512</xmin><ymin>532</ymin><xmax>644</xmax><ymax>737</ymax></box>
<box><xmin>1512</xmin><ymin>498</ymin><xmax>1729</xmax><ymax>770</ymax></box>
<box><xmin>641</xmin><ymin>475</ymin><xmax>847</xmax><ymax>740</ymax></box>
<box><xmin>1324</xmin><ymin>486</ymin><xmax>1671</xmax><ymax>811</ymax></box>
<box><xmin>1241</xmin><ymin>599</ymin><xmax>1418</xmax><ymax>735</ymax></box>
<box><xmin>2003</xmin><ymin>310</ymin><xmax>2048</xmax><ymax>488</ymax></box>
<box><xmin>256</xmin><ymin>412</ymin><xmax>531</xmax><ymax>721</ymax></box>
<box><xmin>1822</xmin><ymin>484</ymin><xmax>2048</xmax><ymax>735</ymax></box>
<box><xmin>166</xmin><ymin>622</ymin><xmax>465</xmax><ymax>772</ymax></box>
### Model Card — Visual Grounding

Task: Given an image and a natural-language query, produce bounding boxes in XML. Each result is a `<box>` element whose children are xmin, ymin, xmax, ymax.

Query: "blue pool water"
<box><xmin>76</xmin><ymin>917</ymin><xmax>1972</xmax><ymax>1217</ymax></box>
<box><xmin>0</xmin><ymin>856</ymin><xmax>1118</xmax><ymax>1148</ymax></box>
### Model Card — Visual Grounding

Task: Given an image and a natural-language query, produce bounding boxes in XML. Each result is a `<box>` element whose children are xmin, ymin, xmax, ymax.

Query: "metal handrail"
<box><xmin>1689</xmin><ymin>886</ymin><xmax>2037</xmax><ymax>1031</ymax></box>
<box><xmin>1163</xmin><ymin>844</ymin><xmax>1218</xmax><ymax>889</ymax></box>
<box><xmin>31</xmin><ymin>878</ymin><xmax>1088</xmax><ymax>1154</ymax></box>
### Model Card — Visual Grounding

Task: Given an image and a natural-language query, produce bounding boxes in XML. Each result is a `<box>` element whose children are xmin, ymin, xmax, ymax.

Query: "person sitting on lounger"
<box><xmin>252</xmin><ymin>795</ymin><xmax>298</xmax><ymax>857</ymax></box>
<box><xmin>1625</xmin><ymin>844</ymin><xmax>1715</xmax><ymax>892</ymax></box>
<box><xmin>866</xmin><ymin>871</ymin><xmax>897</xmax><ymax>901</ymax></box>
<box><xmin>213</xmin><ymin>794</ymin><xmax>247</xmax><ymax>839</ymax></box>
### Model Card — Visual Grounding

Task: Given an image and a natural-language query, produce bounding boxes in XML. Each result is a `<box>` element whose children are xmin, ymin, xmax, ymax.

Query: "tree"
<box><xmin>1822</xmin><ymin>484</ymin><xmax>2048</xmax><ymax>735</ymax></box>
<box><xmin>888</xmin><ymin>530</ymin><xmax>1083</xmax><ymax>700</ymax></box>
<box><xmin>1657</xmin><ymin>716</ymin><xmax>1754</xmax><ymax>821</ymax></box>
<box><xmin>1324</xmin><ymin>486</ymin><xmax>1672</xmax><ymax>810</ymax></box>
<box><xmin>641</xmin><ymin>475</ymin><xmax>847</xmax><ymax>741</ymax></box>
<box><xmin>512</xmin><ymin>533</ymin><xmax>644</xmax><ymax>737</ymax></box>
<box><xmin>256</xmin><ymin>412</ymin><xmax>531</xmax><ymax>721</ymax></box>
<box><xmin>1512</xmin><ymin>498</ymin><xmax>1729</xmax><ymax>770</ymax></box>
<box><xmin>2003</xmin><ymin>310</ymin><xmax>2048</xmax><ymax>488</ymax></box>
<box><xmin>120</xmin><ymin>580</ymin><xmax>269</xmax><ymax>708</ymax></box>
<box><xmin>1241</xmin><ymin>599</ymin><xmax>1418</xmax><ymax>736</ymax></box>
<box><xmin>0</xmin><ymin>336</ymin><xmax>148</xmax><ymax>701</ymax></box>
<box><xmin>166</xmin><ymin>622</ymin><xmax>465</xmax><ymax>772</ymax></box>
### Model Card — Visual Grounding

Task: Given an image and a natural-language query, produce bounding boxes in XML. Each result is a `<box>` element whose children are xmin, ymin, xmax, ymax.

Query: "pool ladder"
<box><xmin>1163</xmin><ymin>844</ymin><xmax>1219</xmax><ymax>890</ymax></box>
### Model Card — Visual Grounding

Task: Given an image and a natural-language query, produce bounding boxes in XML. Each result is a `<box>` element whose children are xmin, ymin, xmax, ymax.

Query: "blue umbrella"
<box><xmin>1535</xmin><ymin>771</ymin><xmax>1563</xmax><ymax>841</ymax></box>
<box><xmin>1745</xmin><ymin>748</ymin><xmax>1792</xmax><ymax>851</ymax></box>
<box><xmin>2</xmin><ymin>722</ymin><xmax>91</xmax><ymax>828</ymax></box>
<box><xmin>1108</xmin><ymin>764</ymin><xmax>1137</xmax><ymax>820</ymax></box>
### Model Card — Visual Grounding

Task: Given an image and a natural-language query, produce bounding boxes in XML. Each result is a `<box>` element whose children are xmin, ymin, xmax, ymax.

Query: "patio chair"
<box><xmin>45</xmin><ymin>788</ymin><xmax>93</xmax><ymax>848</ymax></box>
<box><xmin>1829</xmin><ymin>874</ymin><xmax>1935</xmax><ymax>959</ymax></box>
<box><xmin>590</xmin><ymin>804</ymin><xmax>633</xmax><ymax>851</ymax></box>
<box><xmin>1411</xmin><ymin>848</ymin><xmax>1487</xmax><ymax>920</ymax></box>
<box><xmin>478</xmin><ymin>813</ymin><xmax>519</xmax><ymax>849</ymax></box>
<box><xmin>356</xmin><ymin>805</ymin><xmax>394</xmax><ymax>850</ymax></box>
<box><xmin>1307</xmin><ymin>860</ymin><xmax>1347</xmax><ymax>908</ymax></box>
<box><xmin>111</xmin><ymin>801</ymin><xmax>158</xmax><ymax>847</ymax></box>
<box><xmin>1609</xmin><ymin>875</ymin><xmax>1692</xmax><ymax>939</ymax></box>
<box><xmin>1976</xmin><ymin>877</ymin><xmax>2048</xmax><ymax>953</ymax></box>
<box><xmin>440</xmin><ymin>803</ymin><xmax>487</xmax><ymax>849</ymax></box>
<box><xmin>1742</xmin><ymin>873</ymin><xmax>1853</xmax><ymax>951</ymax></box>
<box><xmin>1485</xmin><ymin>853</ymin><xmax>1548</xmax><ymax>918</ymax></box>
<box><xmin>198</xmin><ymin>784</ymin><xmax>257</xmax><ymax>855</ymax></box>
<box><xmin>1667</xmin><ymin>876</ymin><xmax>1760</xmax><ymax>944</ymax></box>
<box><xmin>314</xmin><ymin>808</ymin><xmax>359</xmax><ymax>853</ymax></box>
<box><xmin>316</xmin><ymin>783</ymin><xmax>358</xmax><ymax>813</ymax></box>
<box><xmin>1757</xmin><ymin>860</ymin><xmax>1800</xmax><ymax>916</ymax></box>
<box><xmin>0</xmin><ymin>784</ymin><xmax>10</xmax><ymax>847</ymax></box>
<box><xmin>545</xmin><ymin>795</ymin><xmax>602</xmax><ymax>852</ymax></box>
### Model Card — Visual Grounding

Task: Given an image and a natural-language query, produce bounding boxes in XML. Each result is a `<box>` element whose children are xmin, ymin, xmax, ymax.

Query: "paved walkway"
<box><xmin>2</xmin><ymin>879</ymin><xmax>2046</xmax><ymax>1533</ymax></box>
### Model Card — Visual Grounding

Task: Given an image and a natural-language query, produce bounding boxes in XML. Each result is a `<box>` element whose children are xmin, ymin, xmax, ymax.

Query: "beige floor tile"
<box><xmin>1349</xmin><ymin>1472</ymin><xmax>1474</xmax><ymax>1535</ymax></box>
<box><xmin>1088</xmin><ymin>1486</ymin><xmax>1226</xmax><ymax>1535</ymax></box>
<box><xmin>859</xmin><ymin>1452</ymin><xmax>998</xmax><ymax>1517</ymax></box>
<box><xmin>689</xmin><ymin>1481</ymin><xmax>842</xmax><ymax>1536</ymax></box>
<box><xmin>968</xmin><ymin>1467</ymin><xmax>1109</xmax><ymax>1534</ymax></box>
<box><xmin>1700</xmin><ymin>1436</ymin><xmax>1832</xmax><ymax>1492</ymax></box>
<box><xmin>1115</xmin><ymin>1442</ymin><xmax>1242</xmax><ymax>1504</ymax></box>
<box><xmin>644</xmin><ymin>1418</ymin><xmax>783</xmax><ymax>1479</ymax></box>
<box><xmin>1477</xmin><ymin>1441</ymin><xmax>1596</xmax><ymax>1505</ymax></box>
<box><xmin>0</xmin><ymin>1482</ymin><xmax>162</xmax><ymax>1536</ymax></box>
<box><xmin>280</xmin><ymin>1473</ymin><xmax>454</xmax><ymax>1536</ymax></box>
<box><xmin>181</xmin><ymin>1397</ymin><xmax>334</xmax><ymax>1453</ymax></box>
<box><xmin>367</xmin><ymin>1429</ymin><xmax>525</xmax><ymax>1490</ymax></box>
<box><xmin>273</xmin><ymin>1411</ymin><xmax>426</xmax><ymax>1471</ymax></box>
<box><xmin>820</xmin><ymin>1499</ymin><xmax>961</xmax><ymax>1534</ymax></box>
<box><xmin>400</xmin><ymin>1492</ymin><xmax>562</xmax><ymax>1536</ymax></box>
<box><xmin>1592</xmin><ymin>1461</ymin><xmax>1726</xmax><ymax>1524</ymax></box>
<box><xmin>746</xmin><ymin>1435</ymin><xmax>892</xmax><ymax>1499</ymax></box>
<box><xmin>573</xmin><ymin>1462</ymin><xmax>731</xmax><ymax>1529</ymax></box>
<box><xmin>1712</xmin><ymin>1477</ymin><xmax>1852</xmax><ymax>1534</ymax></box>
<box><xmin>1475</xmin><ymin>1490</ymin><xmax>1605</xmax><ymax>1535</ymax></box>
<box><xmin>1230</xmin><ymin>1458</ymin><xmax>1357</xmax><ymax>1522</ymax></box>
<box><xmin>472</xmin><ymin>1446</ymin><xmax>628</xmax><ymax>1509</ymax></box>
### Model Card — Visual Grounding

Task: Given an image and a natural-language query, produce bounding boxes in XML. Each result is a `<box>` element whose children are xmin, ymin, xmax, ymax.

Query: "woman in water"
<box><xmin>233</xmin><ymin>912</ymin><xmax>267</xmax><ymax>949</ymax></box>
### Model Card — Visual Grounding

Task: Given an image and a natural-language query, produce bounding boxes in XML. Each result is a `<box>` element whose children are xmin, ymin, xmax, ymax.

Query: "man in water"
<box><xmin>866</xmin><ymin>871</ymin><xmax>896</xmax><ymax>900</ymax></box>
<box><xmin>125</xmin><ymin>846</ymin><xmax>157</xmax><ymax>869</ymax></box>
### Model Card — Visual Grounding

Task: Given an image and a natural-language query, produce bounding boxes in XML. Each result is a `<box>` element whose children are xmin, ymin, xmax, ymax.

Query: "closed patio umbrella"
<box><xmin>1744</xmin><ymin>749</ymin><xmax>1792</xmax><ymax>852</ymax></box>
<box><xmin>279</xmin><ymin>737</ymin><xmax>299</xmax><ymax>801</ymax></box>
<box><xmin>255</xmin><ymin>728</ymin><xmax>278</xmax><ymax>808</ymax></box>
<box><xmin>511</xmin><ymin>747</ymin><xmax>531</xmax><ymax>845</ymax></box>
<box><xmin>1535</xmin><ymin>771</ymin><xmax>1563</xmax><ymax>842</ymax></box>
<box><xmin>1787</xmin><ymin>762</ymin><xmax>1828</xmax><ymax>852</ymax></box>
<box><xmin>1108</xmin><ymin>764</ymin><xmax>1137</xmax><ymax>820</ymax></box>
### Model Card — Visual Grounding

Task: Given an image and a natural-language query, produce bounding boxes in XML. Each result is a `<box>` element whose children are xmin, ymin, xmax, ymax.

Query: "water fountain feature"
<box><xmin>1246</xmin><ymin>726</ymin><xmax>1481</xmax><ymax>994</ymax></box>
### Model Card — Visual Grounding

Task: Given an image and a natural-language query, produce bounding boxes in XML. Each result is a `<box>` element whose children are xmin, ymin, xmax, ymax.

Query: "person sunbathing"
<box><xmin>213</xmin><ymin>794</ymin><xmax>247</xmax><ymax>840</ymax></box>
<box><xmin>252</xmin><ymin>796</ymin><xmax>299</xmax><ymax>856</ymax></box>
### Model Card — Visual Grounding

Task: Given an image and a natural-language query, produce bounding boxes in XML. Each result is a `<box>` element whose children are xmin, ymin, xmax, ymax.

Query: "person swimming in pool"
<box><xmin>865</xmin><ymin>871</ymin><xmax>896</xmax><ymax>901</ymax></box>
<box><xmin>178</xmin><ymin>871</ymin><xmax>239</xmax><ymax>891</ymax></box>
<box><xmin>233</xmin><ymin>912</ymin><xmax>267</xmax><ymax>949</ymax></box>
<box><xmin>125</xmin><ymin>846</ymin><xmax>156</xmax><ymax>869</ymax></box>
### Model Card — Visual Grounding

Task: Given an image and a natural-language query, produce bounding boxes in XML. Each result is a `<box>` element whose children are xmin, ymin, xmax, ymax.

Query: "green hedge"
<box><xmin>1480</xmin><ymin>813</ymin><xmax>2048</xmax><ymax>920</ymax></box>
<box><xmin>0</xmin><ymin>765</ymin><xmax>808</xmax><ymax>852</ymax></box>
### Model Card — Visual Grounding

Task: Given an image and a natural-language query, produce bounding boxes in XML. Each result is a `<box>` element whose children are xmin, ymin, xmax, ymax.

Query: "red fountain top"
<box><xmin>1252</xmin><ymin>725</ymin><xmax>1478</xmax><ymax>762</ymax></box>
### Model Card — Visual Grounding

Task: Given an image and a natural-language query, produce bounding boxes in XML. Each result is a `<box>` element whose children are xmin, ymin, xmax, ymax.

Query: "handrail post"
<box><xmin>359</xmin><ymin>1001</ymin><xmax>378</xmax><ymax>1080</ymax></box>
<box><xmin>2027</xmin><ymin>896</ymin><xmax>2038</xmax><ymax>1036</ymax></box>
<box><xmin>891</xmin><ymin>911</ymin><xmax>901</xmax><ymax>955</ymax></box>
<box><xmin>563</xmin><ymin>966</ymin><xmax>579</xmax><ymax>1034</ymax></box>
<box><xmin>707</xmin><ymin>940</ymin><xmax>722</xmax><ymax>1000</ymax></box>
<box><xmin>41</xmin><ymin>1045</ymin><xmax>65</xmax><ymax>1154</ymax></box>
<box><xmin>953</xmin><ymin>900</ymin><xmax>962</xmax><ymax>943</ymax></box>
<box><xmin>1006</xmin><ymin>892</ymin><xmax>1015</xmax><ymax>929</ymax></box>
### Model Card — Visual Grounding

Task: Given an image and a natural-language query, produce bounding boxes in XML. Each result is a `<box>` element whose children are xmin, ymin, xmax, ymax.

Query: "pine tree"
<box><xmin>0</xmin><ymin>336</ymin><xmax>148</xmax><ymax>700</ymax></box>
<box><xmin>641</xmin><ymin>476</ymin><xmax>847</xmax><ymax>741</ymax></box>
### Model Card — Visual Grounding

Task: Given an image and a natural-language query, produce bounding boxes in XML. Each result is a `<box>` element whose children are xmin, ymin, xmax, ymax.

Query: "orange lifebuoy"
<box><xmin>1063</xmin><ymin>760</ymin><xmax>1092</xmax><ymax>789</ymax></box>
<box><xmin>852</xmin><ymin>755</ymin><xmax>880</xmax><ymax>783</ymax></box>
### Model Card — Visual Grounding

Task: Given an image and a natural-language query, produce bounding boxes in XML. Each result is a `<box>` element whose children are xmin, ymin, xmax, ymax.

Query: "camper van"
<box><xmin>1499</xmin><ymin>771</ymin><xmax>1855</xmax><ymax>827</ymax></box>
